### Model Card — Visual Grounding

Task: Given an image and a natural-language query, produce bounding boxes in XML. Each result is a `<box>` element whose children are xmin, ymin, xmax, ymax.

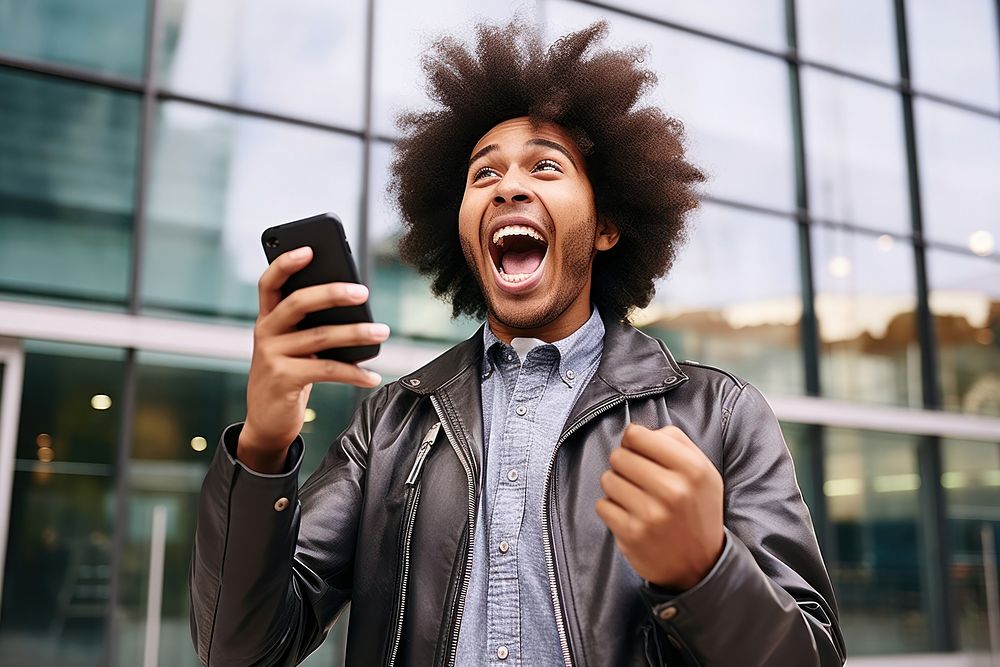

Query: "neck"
<box><xmin>487</xmin><ymin>293</ymin><xmax>594</xmax><ymax>344</ymax></box>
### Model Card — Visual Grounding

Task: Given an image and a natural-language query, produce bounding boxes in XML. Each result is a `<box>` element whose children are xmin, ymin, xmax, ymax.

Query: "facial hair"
<box><xmin>460</xmin><ymin>212</ymin><xmax>597</xmax><ymax>330</ymax></box>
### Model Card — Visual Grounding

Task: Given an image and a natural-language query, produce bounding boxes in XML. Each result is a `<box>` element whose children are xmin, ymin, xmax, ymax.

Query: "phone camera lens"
<box><xmin>265</xmin><ymin>236</ymin><xmax>280</xmax><ymax>249</ymax></box>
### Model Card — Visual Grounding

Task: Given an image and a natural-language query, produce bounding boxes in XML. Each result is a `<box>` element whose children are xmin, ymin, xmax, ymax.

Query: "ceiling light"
<box><xmin>90</xmin><ymin>394</ymin><xmax>112</xmax><ymax>410</ymax></box>
<box><xmin>190</xmin><ymin>436</ymin><xmax>208</xmax><ymax>452</ymax></box>
<box><xmin>36</xmin><ymin>433</ymin><xmax>52</xmax><ymax>448</ymax></box>
<box><xmin>37</xmin><ymin>446</ymin><xmax>54</xmax><ymax>463</ymax></box>
<box><xmin>827</xmin><ymin>256</ymin><xmax>852</xmax><ymax>278</ymax></box>
<box><xmin>304</xmin><ymin>408</ymin><xmax>317</xmax><ymax>423</ymax></box>
<box><xmin>876</xmin><ymin>235</ymin><xmax>894</xmax><ymax>252</ymax></box>
<box><xmin>969</xmin><ymin>230</ymin><xmax>994</xmax><ymax>256</ymax></box>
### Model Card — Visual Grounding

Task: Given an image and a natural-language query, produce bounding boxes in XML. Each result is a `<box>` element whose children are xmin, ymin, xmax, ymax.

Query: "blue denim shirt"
<box><xmin>455</xmin><ymin>307</ymin><xmax>605</xmax><ymax>666</ymax></box>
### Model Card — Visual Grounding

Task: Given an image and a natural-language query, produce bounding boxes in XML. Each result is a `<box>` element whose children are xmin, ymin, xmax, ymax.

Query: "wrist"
<box><xmin>237</xmin><ymin>424</ymin><xmax>292</xmax><ymax>474</ymax></box>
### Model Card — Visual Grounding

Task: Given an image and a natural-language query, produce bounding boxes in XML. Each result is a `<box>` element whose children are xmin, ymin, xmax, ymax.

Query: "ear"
<box><xmin>594</xmin><ymin>215</ymin><xmax>620</xmax><ymax>252</ymax></box>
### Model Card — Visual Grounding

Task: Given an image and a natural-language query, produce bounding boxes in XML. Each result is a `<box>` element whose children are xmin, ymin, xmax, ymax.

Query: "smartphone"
<box><xmin>261</xmin><ymin>212</ymin><xmax>380</xmax><ymax>364</ymax></box>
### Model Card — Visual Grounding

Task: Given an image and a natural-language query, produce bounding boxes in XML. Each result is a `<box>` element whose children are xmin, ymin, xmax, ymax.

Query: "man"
<box><xmin>190</xmin><ymin>20</ymin><xmax>847</xmax><ymax>667</ymax></box>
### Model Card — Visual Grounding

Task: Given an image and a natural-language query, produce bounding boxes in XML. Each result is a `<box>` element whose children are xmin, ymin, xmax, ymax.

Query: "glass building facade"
<box><xmin>0</xmin><ymin>0</ymin><xmax>998</xmax><ymax>664</ymax></box>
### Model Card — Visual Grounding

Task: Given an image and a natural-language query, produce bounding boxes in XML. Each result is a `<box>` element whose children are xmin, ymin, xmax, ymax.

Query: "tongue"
<box><xmin>502</xmin><ymin>249</ymin><xmax>544</xmax><ymax>275</ymax></box>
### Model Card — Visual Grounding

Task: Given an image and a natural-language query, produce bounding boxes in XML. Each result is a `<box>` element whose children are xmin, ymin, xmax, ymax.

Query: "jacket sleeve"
<box><xmin>640</xmin><ymin>382</ymin><xmax>848</xmax><ymax>667</ymax></box>
<box><xmin>189</xmin><ymin>388</ymin><xmax>386</xmax><ymax>666</ymax></box>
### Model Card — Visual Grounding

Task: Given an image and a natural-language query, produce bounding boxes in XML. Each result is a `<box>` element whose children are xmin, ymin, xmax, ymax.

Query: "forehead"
<box><xmin>470</xmin><ymin>117</ymin><xmax>584</xmax><ymax>161</ymax></box>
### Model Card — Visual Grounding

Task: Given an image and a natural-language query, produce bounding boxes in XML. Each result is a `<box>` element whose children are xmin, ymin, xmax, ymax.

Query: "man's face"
<box><xmin>459</xmin><ymin>117</ymin><xmax>617</xmax><ymax>331</ymax></box>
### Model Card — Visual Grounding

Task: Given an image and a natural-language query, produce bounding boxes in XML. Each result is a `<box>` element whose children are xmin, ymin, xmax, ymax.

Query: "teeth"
<box><xmin>492</xmin><ymin>224</ymin><xmax>545</xmax><ymax>247</ymax></box>
<box><xmin>498</xmin><ymin>269</ymin><xmax>535</xmax><ymax>283</ymax></box>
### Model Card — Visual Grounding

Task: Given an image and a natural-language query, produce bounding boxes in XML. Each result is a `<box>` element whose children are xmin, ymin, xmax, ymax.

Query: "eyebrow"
<box><xmin>467</xmin><ymin>139</ymin><xmax>579</xmax><ymax>169</ymax></box>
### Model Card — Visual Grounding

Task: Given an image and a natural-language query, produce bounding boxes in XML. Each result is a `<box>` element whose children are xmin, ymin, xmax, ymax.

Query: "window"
<box><xmin>0</xmin><ymin>69</ymin><xmax>138</xmax><ymax>306</ymax></box>
<box><xmin>812</xmin><ymin>225</ymin><xmax>921</xmax><ymax>407</ymax></box>
<box><xmin>140</xmin><ymin>102</ymin><xmax>363</xmax><ymax>321</ymax></box>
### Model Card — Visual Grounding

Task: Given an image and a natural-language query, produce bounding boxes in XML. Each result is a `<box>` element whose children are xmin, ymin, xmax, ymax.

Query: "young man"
<box><xmin>190</xmin><ymin>21</ymin><xmax>846</xmax><ymax>667</ymax></box>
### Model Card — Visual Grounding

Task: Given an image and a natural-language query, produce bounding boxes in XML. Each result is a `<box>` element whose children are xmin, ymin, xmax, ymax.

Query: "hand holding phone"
<box><xmin>238</xmin><ymin>213</ymin><xmax>390</xmax><ymax>473</ymax></box>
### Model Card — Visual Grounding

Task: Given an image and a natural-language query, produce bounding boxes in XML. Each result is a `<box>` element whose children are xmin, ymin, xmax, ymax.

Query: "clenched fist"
<box><xmin>595</xmin><ymin>423</ymin><xmax>725</xmax><ymax>591</ymax></box>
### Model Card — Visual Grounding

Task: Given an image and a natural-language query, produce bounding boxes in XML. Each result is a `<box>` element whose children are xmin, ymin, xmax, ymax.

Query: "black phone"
<box><xmin>261</xmin><ymin>212</ymin><xmax>380</xmax><ymax>364</ymax></box>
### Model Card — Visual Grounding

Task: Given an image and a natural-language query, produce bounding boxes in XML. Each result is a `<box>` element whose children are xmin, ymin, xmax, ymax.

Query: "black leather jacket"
<box><xmin>190</xmin><ymin>312</ymin><xmax>847</xmax><ymax>666</ymax></box>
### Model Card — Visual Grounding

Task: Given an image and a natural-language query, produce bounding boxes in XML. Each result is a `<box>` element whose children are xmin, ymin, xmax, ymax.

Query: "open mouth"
<box><xmin>489</xmin><ymin>223</ymin><xmax>549</xmax><ymax>286</ymax></box>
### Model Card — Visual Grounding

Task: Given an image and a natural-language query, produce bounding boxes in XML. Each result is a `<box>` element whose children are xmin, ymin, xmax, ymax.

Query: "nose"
<box><xmin>492</xmin><ymin>170</ymin><xmax>533</xmax><ymax>205</ymax></box>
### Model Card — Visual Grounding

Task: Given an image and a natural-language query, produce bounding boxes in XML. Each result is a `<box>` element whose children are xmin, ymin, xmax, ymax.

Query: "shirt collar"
<box><xmin>481</xmin><ymin>306</ymin><xmax>605</xmax><ymax>387</ymax></box>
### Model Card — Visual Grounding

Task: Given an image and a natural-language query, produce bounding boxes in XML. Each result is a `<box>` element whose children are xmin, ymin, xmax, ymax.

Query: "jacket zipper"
<box><xmin>386</xmin><ymin>421</ymin><xmax>441</xmax><ymax>667</ymax></box>
<box><xmin>541</xmin><ymin>388</ymin><xmax>671</xmax><ymax>667</ymax></box>
<box><xmin>429</xmin><ymin>394</ymin><xmax>479</xmax><ymax>667</ymax></box>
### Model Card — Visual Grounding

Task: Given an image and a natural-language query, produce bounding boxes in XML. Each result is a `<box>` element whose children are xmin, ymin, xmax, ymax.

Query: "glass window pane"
<box><xmin>915</xmin><ymin>99</ymin><xmax>1000</xmax><ymax>250</ymax></box>
<box><xmin>802</xmin><ymin>69</ymin><xmax>910</xmax><ymax>234</ymax></box>
<box><xmin>0</xmin><ymin>69</ymin><xmax>138</xmax><ymax>306</ymax></box>
<box><xmin>0</xmin><ymin>0</ymin><xmax>148</xmax><ymax>79</ymax></box>
<box><xmin>797</xmin><ymin>0</ymin><xmax>898</xmax><ymax>82</ymax></box>
<box><xmin>813</xmin><ymin>226</ymin><xmax>921</xmax><ymax>407</ymax></box>
<box><xmin>115</xmin><ymin>352</ymin><xmax>356</xmax><ymax>666</ymax></box>
<box><xmin>546</xmin><ymin>1</ymin><xmax>795</xmax><ymax>212</ymax></box>
<box><xmin>636</xmin><ymin>202</ymin><xmax>804</xmax><ymax>396</ymax></box>
<box><xmin>141</xmin><ymin>102</ymin><xmax>363</xmax><ymax>321</ymax></box>
<box><xmin>928</xmin><ymin>249</ymin><xmax>1000</xmax><ymax>417</ymax></box>
<box><xmin>0</xmin><ymin>342</ymin><xmax>125</xmax><ymax>666</ymax></box>
<box><xmin>372</xmin><ymin>0</ymin><xmax>542</xmax><ymax>136</ymax></box>
<box><xmin>368</xmin><ymin>140</ymin><xmax>482</xmax><ymax>343</ymax></box>
<box><xmin>824</xmin><ymin>427</ymin><xmax>929</xmax><ymax>654</ymax></box>
<box><xmin>943</xmin><ymin>438</ymin><xmax>1000</xmax><ymax>652</ymax></box>
<box><xmin>158</xmin><ymin>0</ymin><xmax>365</xmax><ymax>128</ymax></box>
<box><xmin>594</xmin><ymin>0</ymin><xmax>786</xmax><ymax>50</ymax></box>
<box><xmin>906</xmin><ymin>0</ymin><xmax>1000</xmax><ymax>111</ymax></box>
<box><xmin>779</xmin><ymin>422</ymin><xmax>822</xmax><ymax>530</ymax></box>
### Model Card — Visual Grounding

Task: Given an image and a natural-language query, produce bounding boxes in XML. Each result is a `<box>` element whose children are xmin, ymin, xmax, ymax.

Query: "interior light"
<box><xmin>190</xmin><ymin>436</ymin><xmax>208</xmax><ymax>452</ymax></box>
<box><xmin>304</xmin><ymin>408</ymin><xmax>317</xmax><ymax>423</ymax></box>
<box><xmin>827</xmin><ymin>256</ymin><xmax>852</xmax><ymax>278</ymax></box>
<box><xmin>36</xmin><ymin>433</ymin><xmax>52</xmax><ymax>448</ymax></box>
<box><xmin>874</xmin><ymin>473</ymin><xmax>920</xmax><ymax>493</ymax></box>
<box><xmin>969</xmin><ymin>230</ymin><xmax>995</xmax><ymax>257</ymax></box>
<box><xmin>37</xmin><ymin>446</ymin><xmax>54</xmax><ymax>463</ymax></box>
<box><xmin>941</xmin><ymin>472</ymin><xmax>967</xmax><ymax>489</ymax></box>
<box><xmin>823</xmin><ymin>478</ymin><xmax>862</xmax><ymax>497</ymax></box>
<box><xmin>876</xmin><ymin>235</ymin><xmax>894</xmax><ymax>253</ymax></box>
<box><xmin>90</xmin><ymin>394</ymin><xmax>112</xmax><ymax>410</ymax></box>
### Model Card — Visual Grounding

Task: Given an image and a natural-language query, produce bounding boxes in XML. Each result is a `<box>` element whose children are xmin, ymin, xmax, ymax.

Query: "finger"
<box><xmin>608</xmin><ymin>447</ymin><xmax>687</xmax><ymax>500</ymax></box>
<box><xmin>270</xmin><ymin>322</ymin><xmax>390</xmax><ymax>357</ymax></box>
<box><xmin>595</xmin><ymin>497</ymin><xmax>633</xmax><ymax>538</ymax></box>
<box><xmin>278</xmin><ymin>356</ymin><xmax>382</xmax><ymax>388</ymax></box>
<box><xmin>259</xmin><ymin>282</ymin><xmax>369</xmax><ymax>336</ymax></box>
<box><xmin>600</xmin><ymin>469</ymin><xmax>656</xmax><ymax>518</ymax></box>
<box><xmin>258</xmin><ymin>246</ymin><xmax>314</xmax><ymax>316</ymax></box>
<box><xmin>621</xmin><ymin>423</ymin><xmax>699</xmax><ymax>471</ymax></box>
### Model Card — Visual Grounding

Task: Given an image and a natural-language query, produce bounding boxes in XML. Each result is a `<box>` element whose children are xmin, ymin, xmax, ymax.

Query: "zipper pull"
<box><xmin>405</xmin><ymin>421</ymin><xmax>441</xmax><ymax>487</ymax></box>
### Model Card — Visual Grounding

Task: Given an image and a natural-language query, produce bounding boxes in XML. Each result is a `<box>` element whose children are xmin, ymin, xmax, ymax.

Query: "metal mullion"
<box><xmin>784</xmin><ymin>0</ymin><xmax>821</xmax><ymax>399</ymax></box>
<box><xmin>0</xmin><ymin>53</ymin><xmax>143</xmax><ymax>93</ymax></box>
<box><xmin>105</xmin><ymin>0</ymin><xmax>163</xmax><ymax>663</ymax></box>
<box><xmin>156</xmin><ymin>89</ymin><xmax>367</xmax><ymax>138</ymax></box>
<box><xmin>894</xmin><ymin>0</ymin><xmax>955</xmax><ymax>652</ymax></box>
<box><xmin>786</xmin><ymin>0</ymin><xmax>833</xmax><ymax>608</ymax></box>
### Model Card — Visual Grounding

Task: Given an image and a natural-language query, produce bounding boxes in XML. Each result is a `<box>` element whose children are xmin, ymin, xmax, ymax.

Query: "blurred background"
<box><xmin>0</xmin><ymin>0</ymin><xmax>998</xmax><ymax>665</ymax></box>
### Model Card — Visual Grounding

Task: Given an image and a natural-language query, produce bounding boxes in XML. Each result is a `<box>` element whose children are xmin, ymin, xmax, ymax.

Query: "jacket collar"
<box><xmin>398</xmin><ymin>309</ymin><xmax>688</xmax><ymax>398</ymax></box>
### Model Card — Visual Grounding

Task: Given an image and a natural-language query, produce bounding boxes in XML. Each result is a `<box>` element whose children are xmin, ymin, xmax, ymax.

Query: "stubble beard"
<box><xmin>460</xmin><ymin>215</ymin><xmax>597</xmax><ymax>330</ymax></box>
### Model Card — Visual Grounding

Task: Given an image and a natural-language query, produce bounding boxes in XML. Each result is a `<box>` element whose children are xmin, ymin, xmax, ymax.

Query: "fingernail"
<box><xmin>290</xmin><ymin>246</ymin><xmax>311</xmax><ymax>260</ymax></box>
<box><xmin>347</xmin><ymin>283</ymin><xmax>368</xmax><ymax>299</ymax></box>
<box><xmin>365</xmin><ymin>369</ymin><xmax>382</xmax><ymax>384</ymax></box>
<box><xmin>368</xmin><ymin>323</ymin><xmax>390</xmax><ymax>340</ymax></box>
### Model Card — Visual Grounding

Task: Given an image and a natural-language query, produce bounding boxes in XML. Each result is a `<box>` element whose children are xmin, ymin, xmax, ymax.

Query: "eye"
<box><xmin>531</xmin><ymin>159</ymin><xmax>562</xmax><ymax>174</ymax></box>
<box><xmin>472</xmin><ymin>166</ymin><xmax>499</xmax><ymax>182</ymax></box>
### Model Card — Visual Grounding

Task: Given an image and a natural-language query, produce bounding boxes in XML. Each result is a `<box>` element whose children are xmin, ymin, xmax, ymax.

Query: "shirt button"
<box><xmin>505</xmin><ymin>352</ymin><xmax>513</xmax><ymax>361</ymax></box>
<box><xmin>516</xmin><ymin>405</ymin><xmax>527</xmax><ymax>416</ymax></box>
<box><xmin>499</xmin><ymin>541</ymin><xmax>510</xmax><ymax>554</ymax></box>
<box><xmin>566</xmin><ymin>369</ymin><xmax>575</xmax><ymax>380</ymax></box>
<box><xmin>507</xmin><ymin>469</ymin><xmax>518</xmax><ymax>482</ymax></box>
<box><xmin>274</xmin><ymin>497</ymin><xmax>289</xmax><ymax>512</ymax></box>
<box><xmin>497</xmin><ymin>645</ymin><xmax>509</xmax><ymax>660</ymax></box>
<box><xmin>658</xmin><ymin>605</ymin><xmax>678</xmax><ymax>621</ymax></box>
